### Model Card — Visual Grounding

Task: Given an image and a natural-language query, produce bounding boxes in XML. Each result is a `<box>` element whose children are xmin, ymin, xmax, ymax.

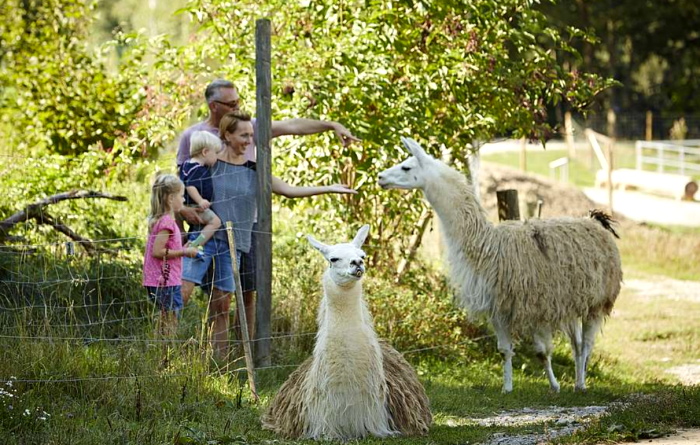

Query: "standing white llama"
<box><xmin>261</xmin><ymin>225</ymin><xmax>431</xmax><ymax>440</ymax></box>
<box><xmin>378</xmin><ymin>137</ymin><xmax>622</xmax><ymax>393</ymax></box>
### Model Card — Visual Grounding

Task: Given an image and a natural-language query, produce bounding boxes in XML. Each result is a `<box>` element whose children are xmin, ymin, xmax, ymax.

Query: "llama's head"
<box><xmin>378</xmin><ymin>137</ymin><xmax>437</xmax><ymax>190</ymax></box>
<box><xmin>307</xmin><ymin>225</ymin><xmax>370</xmax><ymax>286</ymax></box>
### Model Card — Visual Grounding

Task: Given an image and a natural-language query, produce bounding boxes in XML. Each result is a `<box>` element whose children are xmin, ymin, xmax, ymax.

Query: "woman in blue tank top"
<box><xmin>182</xmin><ymin>111</ymin><xmax>357</xmax><ymax>359</ymax></box>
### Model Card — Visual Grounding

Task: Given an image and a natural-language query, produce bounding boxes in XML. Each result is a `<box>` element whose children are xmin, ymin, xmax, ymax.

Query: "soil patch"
<box><xmin>478</xmin><ymin>162</ymin><xmax>605</xmax><ymax>220</ymax></box>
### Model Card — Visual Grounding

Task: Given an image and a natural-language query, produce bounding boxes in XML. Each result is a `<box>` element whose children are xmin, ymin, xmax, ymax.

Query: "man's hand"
<box><xmin>325</xmin><ymin>184</ymin><xmax>358</xmax><ymax>194</ymax></box>
<box><xmin>199</xmin><ymin>199</ymin><xmax>211</xmax><ymax>210</ymax></box>
<box><xmin>331</xmin><ymin>123</ymin><xmax>361</xmax><ymax>147</ymax></box>
<box><xmin>179</xmin><ymin>206</ymin><xmax>205</xmax><ymax>225</ymax></box>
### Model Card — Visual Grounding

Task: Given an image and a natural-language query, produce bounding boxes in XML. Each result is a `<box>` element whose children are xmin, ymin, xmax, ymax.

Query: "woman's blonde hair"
<box><xmin>190</xmin><ymin>131</ymin><xmax>222</xmax><ymax>157</ymax></box>
<box><xmin>148</xmin><ymin>173</ymin><xmax>183</xmax><ymax>231</ymax></box>
<box><xmin>219</xmin><ymin>110</ymin><xmax>252</xmax><ymax>138</ymax></box>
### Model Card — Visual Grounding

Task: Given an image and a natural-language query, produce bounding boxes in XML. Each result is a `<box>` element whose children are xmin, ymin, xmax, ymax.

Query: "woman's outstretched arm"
<box><xmin>271</xmin><ymin>176</ymin><xmax>357</xmax><ymax>198</ymax></box>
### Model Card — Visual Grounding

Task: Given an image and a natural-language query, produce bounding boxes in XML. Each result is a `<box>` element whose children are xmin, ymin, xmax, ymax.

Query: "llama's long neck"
<box><xmin>422</xmin><ymin>163</ymin><xmax>494</xmax><ymax>264</ymax></box>
<box><xmin>317</xmin><ymin>272</ymin><xmax>374</xmax><ymax>334</ymax></box>
<box><xmin>304</xmin><ymin>270</ymin><xmax>391</xmax><ymax>440</ymax></box>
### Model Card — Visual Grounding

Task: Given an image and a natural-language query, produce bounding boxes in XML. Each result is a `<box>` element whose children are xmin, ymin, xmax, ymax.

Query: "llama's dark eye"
<box><xmin>330</xmin><ymin>258</ymin><xmax>339</xmax><ymax>263</ymax></box>
<box><xmin>401</xmin><ymin>166</ymin><xmax>411</xmax><ymax>172</ymax></box>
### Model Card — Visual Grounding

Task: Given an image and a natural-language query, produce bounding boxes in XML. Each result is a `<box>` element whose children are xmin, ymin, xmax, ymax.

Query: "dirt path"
<box><xmin>622</xmin><ymin>276</ymin><xmax>700</xmax><ymax>385</ymax></box>
<box><xmin>473</xmin><ymin>406</ymin><xmax>608</xmax><ymax>445</ymax></box>
<box><xmin>474</xmin><ymin>275</ymin><xmax>700</xmax><ymax>444</ymax></box>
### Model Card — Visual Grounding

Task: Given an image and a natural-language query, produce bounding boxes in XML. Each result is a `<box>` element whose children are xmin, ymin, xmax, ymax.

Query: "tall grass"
<box><xmin>1</xmin><ymin>147</ymin><xmax>699</xmax><ymax>444</ymax></box>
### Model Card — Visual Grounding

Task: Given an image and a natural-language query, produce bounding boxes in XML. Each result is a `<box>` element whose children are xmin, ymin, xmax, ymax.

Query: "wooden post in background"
<box><xmin>497</xmin><ymin>189</ymin><xmax>520</xmax><ymax>221</ymax></box>
<box><xmin>254</xmin><ymin>19</ymin><xmax>272</xmax><ymax>368</ymax></box>
<box><xmin>606</xmin><ymin>140</ymin><xmax>615</xmax><ymax>216</ymax></box>
<box><xmin>519</xmin><ymin>137</ymin><xmax>527</xmax><ymax>172</ymax></box>
<box><xmin>607</xmin><ymin>108</ymin><xmax>616</xmax><ymax>140</ymax></box>
<box><xmin>645</xmin><ymin>110</ymin><xmax>653</xmax><ymax>141</ymax></box>
<box><xmin>565</xmin><ymin>111</ymin><xmax>575</xmax><ymax>158</ymax></box>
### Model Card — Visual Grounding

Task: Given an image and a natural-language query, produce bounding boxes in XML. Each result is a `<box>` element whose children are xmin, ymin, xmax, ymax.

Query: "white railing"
<box><xmin>549</xmin><ymin>157</ymin><xmax>569</xmax><ymax>182</ymax></box>
<box><xmin>635</xmin><ymin>140</ymin><xmax>700</xmax><ymax>176</ymax></box>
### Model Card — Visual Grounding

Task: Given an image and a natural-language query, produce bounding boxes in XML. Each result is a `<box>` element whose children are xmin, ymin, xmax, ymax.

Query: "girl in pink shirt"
<box><xmin>143</xmin><ymin>174</ymin><xmax>198</xmax><ymax>336</ymax></box>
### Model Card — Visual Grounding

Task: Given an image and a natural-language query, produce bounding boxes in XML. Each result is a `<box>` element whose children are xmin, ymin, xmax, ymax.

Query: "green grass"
<box><xmin>3</xmin><ymin>270</ymin><xmax>700</xmax><ymax>445</ymax></box>
<box><xmin>482</xmin><ymin>142</ymin><xmax>639</xmax><ymax>188</ymax></box>
<box><xmin>618</xmin><ymin>222</ymin><xmax>700</xmax><ymax>281</ymax></box>
<box><xmin>2</xmin><ymin>145</ymin><xmax>700</xmax><ymax>444</ymax></box>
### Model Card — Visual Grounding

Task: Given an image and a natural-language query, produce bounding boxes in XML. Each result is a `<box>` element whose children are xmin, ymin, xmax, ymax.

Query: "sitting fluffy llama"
<box><xmin>378</xmin><ymin>137</ymin><xmax>622</xmax><ymax>393</ymax></box>
<box><xmin>261</xmin><ymin>225</ymin><xmax>431</xmax><ymax>439</ymax></box>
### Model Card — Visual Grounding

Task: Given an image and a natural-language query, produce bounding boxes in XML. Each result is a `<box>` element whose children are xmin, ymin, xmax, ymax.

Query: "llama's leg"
<box><xmin>579</xmin><ymin>314</ymin><xmax>604</xmax><ymax>391</ymax></box>
<box><xmin>492</xmin><ymin>316</ymin><xmax>515</xmax><ymax>393</ymax></box>
<box><xmin>533</xmin><ymin>327</ymin><xmax>560</xmax><ymax>393</ymax></box>
<box><xmin>564</xmin><ymin>319</ymin><xmax>585</xmax><ymax>391</ymax></box>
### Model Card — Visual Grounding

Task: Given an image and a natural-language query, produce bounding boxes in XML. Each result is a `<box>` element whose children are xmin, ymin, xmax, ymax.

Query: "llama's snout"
<box><xmin>351</xmin><ymin>259</ymin><xmax>365</xmax><ymax>277</ymax></box>
<box><xmin>352</xmin><ymin>265</ymin><xmax>365</xmax><ymax>277</ymax></box>
<box><xmin>377</xmin><ymin>174</ymin><xmax>390</xmax><ymax>189</ymax></box>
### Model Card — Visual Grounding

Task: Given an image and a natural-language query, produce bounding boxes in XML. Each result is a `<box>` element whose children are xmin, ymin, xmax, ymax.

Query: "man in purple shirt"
<box><xmin>177</xmin><ymin>79</ymin><xmax>360</xmax><ymax>355</ymax></box>
<box><xmin>177</xmin><ymin>79</ymin><xmax>359</xmax><ymax>167</ymax></box>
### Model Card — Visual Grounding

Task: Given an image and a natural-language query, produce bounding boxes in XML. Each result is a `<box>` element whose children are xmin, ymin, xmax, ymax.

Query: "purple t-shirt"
<box><xmin>176</xmin><ymin>119</ymin><xmax>257</xmax><ymax>166</ymax></box>
<box><xmin>142</xmin><ymin>214</ymin><xmax>184</xmax><ymax>287</ymax></box>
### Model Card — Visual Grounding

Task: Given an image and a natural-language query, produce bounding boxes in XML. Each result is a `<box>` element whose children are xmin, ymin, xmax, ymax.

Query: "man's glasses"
<box><xmin>213</xmin><ymin>99</ymin><xmax>240</xmax><ymax>108</ymax></box>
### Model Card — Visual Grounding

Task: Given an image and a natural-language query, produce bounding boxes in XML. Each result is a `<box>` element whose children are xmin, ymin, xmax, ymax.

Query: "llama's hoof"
<box><xmin>501</xmin><ymin>386</ymin><xmax>513</xmax><ymax>394</ymax></box>
<box><xmin>574</xmin><ymin>385</ymin><xmax>588</xmax><ymax>393</ymax></box>
<box><xmin>549</xmin><ymin>384</ymin><xmax>561</xmax><ymax>394</ymax></box>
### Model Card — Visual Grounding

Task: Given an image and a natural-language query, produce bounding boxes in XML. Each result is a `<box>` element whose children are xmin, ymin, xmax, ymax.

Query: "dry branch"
<box><xmin>0</xmin><ymin>190</ymin><xmax>128</xmax><ymax>252</ymax></box>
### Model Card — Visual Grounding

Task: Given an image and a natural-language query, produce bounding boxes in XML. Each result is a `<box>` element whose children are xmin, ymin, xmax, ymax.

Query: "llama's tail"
<box><xmin>589</xmin><ymin>209</ymin><xmax>620</xmax><ymax>239</ymax></box>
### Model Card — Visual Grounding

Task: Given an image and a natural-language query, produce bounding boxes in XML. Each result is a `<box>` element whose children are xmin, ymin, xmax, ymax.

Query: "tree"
<box><xmin>176</xmin><ymin>0</ymin><xmax>613</xmax><ymax>267</ymax></box>
<box><xmin>0</xmin><ymin>0</ymin><xmax>147</xmax><ymax>156</ymax></box>
<box><xmin>539</xmin><ymin>0</ymin><xmax>700</xmax><ymax>113</ymax></box>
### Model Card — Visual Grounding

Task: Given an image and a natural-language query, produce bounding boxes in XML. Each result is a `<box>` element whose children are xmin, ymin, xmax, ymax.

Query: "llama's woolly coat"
<box><xmin>261</xmin><ymin>340</ymin><xmax>431</xmax><ymax>439</ymax></box>
<box><xmin>425</xmin><ymin>162</ymin><xmax>622</xmax><ymax>336</ymax></box>
<box><xmin>378</xmin><ymin>137</ymin><xmax>623</xmax><ymax>392</ymax></box>
<box><xmin>261</xmin><ymin>230</ymin><xmax>431</xmax><ymax>440</ymax></box>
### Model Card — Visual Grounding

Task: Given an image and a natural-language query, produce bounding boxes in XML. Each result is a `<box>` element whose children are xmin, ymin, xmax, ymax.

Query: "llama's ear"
<box><xmin>401</xmin><ymin>137</ymin><xmax>429</xmax><ymax>165</ymax></box>
<box><xmin>307</xmin><ymin>235</ymin><xmax>330</xmax><ymax>257</ymax></box>
<box><xmin>352</xmin><ymin>224</ymin><xmax>370</xmax><ymax>248</ymax></box>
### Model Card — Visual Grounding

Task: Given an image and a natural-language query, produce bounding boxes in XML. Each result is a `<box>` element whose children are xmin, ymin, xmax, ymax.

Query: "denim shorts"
<box><xmin>145</xmin><ymin>286</ymin><xmax>183</xmax><ymax>314</ymax></box>
<box><xmin>182</xmin><ymin>237</ymin><xmax>238</xmax><ymax>293</ymax></box>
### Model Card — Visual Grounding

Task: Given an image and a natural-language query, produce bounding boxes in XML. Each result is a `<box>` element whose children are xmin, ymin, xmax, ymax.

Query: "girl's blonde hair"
<box><xmin>190</xmin><ymin>131</ymin><xmax>222</xmax><ymax>157</ymax></box>
<box><xmin>219</xmin><ymin>110</ymin><xmax>252</xmax><ymax>138</ymax></box>
<box><xmin>148</xmin><ymin>173</ymin><xmax>183</xmax><ymax>231</ymax></box>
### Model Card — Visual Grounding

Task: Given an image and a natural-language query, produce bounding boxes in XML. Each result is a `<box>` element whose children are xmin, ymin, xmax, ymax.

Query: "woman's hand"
<box><xmin>325</xmin><ymin>184</ymin><xmax>358</xmax><ymax>194</ymax></box>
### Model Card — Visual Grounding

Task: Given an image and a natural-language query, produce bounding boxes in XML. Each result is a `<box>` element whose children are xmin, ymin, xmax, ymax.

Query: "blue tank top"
<box><xmin>210</xmin><ymin>160</ymin><xmax>257</xmax><ymax>253</ymax></box>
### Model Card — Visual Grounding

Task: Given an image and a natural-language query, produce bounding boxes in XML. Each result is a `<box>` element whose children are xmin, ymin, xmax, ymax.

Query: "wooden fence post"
<box><xmin>496</xmin><ymin>189</ymin><xmax>520</xmax><ymax>221</ymax></box>
<box><xmin>646</xmin><ymin>110</ymin><xmax>653</xmax><ymax>141</ymax></box>
<box><xmin>607</xmin><ymin>108</ymin><xmax>616</xmax><ymax>140</ymax></box>
<box><xmin>519</xmin><ymin>137</ymin><xmax>527</xmax><ymax>172</ymax></box>
<box><xmin>254</xmin><ymin>19</ymin><xmax>272</xmax><ymax>368</ymax></box>
<box><xmin>607</xmin><ymin>140</ymin><xmax>614</xmax><ymax>216</ymax></box>
<box><xmin>225</xmin><ymin>222</ymin><xmax>259</xmax><ymax>402</ymax></box>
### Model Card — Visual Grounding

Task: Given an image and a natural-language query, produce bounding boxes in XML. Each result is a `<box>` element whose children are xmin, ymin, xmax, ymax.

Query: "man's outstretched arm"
<box><xmin>270</xmin><ymin>119</ymin><xmax>361</xmax><ymax>147</ymax></box>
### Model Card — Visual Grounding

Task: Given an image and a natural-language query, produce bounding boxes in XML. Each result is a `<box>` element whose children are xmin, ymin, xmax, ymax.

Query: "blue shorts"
<box><xmin>182</xmin><ymin>237</ymin><xmax>238</xmax><ymax>293</ymax></box>
<box><xmin>145</xmin><ymin>286</ymin><xmax>183</xmax><ymax>314</ymax></box>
